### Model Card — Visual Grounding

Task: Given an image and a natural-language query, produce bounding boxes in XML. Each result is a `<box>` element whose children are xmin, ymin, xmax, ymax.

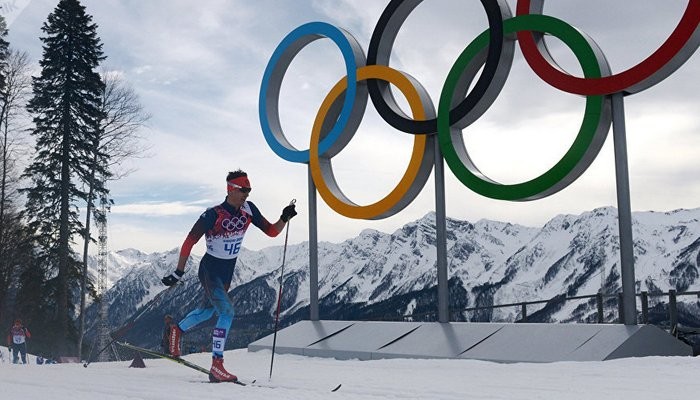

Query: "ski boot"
<box><xmin>209</xmin><ymin>355</ymin><xmax>238</xmax><ymax>383</ymax></box>
<box><xmin>168</xmin><ymin>324</ymin><xmax>182</xmax><ymax>357</ymax></box>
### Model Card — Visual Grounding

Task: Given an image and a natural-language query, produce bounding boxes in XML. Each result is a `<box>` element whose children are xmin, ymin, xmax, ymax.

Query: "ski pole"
<box><xmin>269</xmin><ymin>199</ymin><xmax>295</xmax><ymax>380</ymax></box>
<box><xmin>83</xmin><ymin>321</ymin><xmax>134</xmax><ymax>368</ymax></box>
<box><xmin>84</xmin><ymin>282</ymin><xmax>179</xmax><ymax>367</ymax></box>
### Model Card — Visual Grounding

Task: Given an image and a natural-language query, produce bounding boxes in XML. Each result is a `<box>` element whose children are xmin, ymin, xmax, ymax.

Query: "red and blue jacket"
<box><xmin>179</xmin><ymin>200</ymin><xmax>279</xmax><ymax>261</ymax></box>
<box><xmin>7</xmin><ymin>325</ymin><xmax>30</xmax><ymax>345</ymax></box>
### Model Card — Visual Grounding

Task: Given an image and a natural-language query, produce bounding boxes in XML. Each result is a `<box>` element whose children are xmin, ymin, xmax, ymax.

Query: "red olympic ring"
<box><xmin>516</xmin><ymin>0</ymin><xmax>700</xmax><ymax>95</ymax></box>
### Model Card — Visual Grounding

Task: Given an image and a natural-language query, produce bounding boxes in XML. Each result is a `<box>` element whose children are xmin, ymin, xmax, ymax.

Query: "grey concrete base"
<box><xmin>248</xmin><ymin>320</ymin><xmax>692</xmax><ymax>362</ymax></box>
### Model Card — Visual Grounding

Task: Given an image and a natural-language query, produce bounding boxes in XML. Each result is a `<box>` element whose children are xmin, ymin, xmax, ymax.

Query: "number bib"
<box><xmin>205</xmin><ymin>203</ymin><xmax>253</xmax><ymax>259</ymax></box>
<box><xmin>11</xmin><ymin>327</ymin><xmax>26</xmax><ymax>344</ymax></box>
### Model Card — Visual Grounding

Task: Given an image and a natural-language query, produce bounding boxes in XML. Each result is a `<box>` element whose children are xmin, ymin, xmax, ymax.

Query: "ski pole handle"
<box><xmin>280</xmin><ymin>199</ymin><xmax>297</xmax><ymax>223</ymax></box>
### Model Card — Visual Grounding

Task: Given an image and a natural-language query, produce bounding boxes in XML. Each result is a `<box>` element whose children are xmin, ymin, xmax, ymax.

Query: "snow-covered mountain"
<box><xmin>85</xmin><ymin>206</ymin><xmax>700</xmax><ymax>350</ymax></box>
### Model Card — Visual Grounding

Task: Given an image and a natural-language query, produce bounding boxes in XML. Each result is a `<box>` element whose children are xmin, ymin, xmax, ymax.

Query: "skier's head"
<box><xmin>13</xmin><ymin>318</ymin><xmax>21</xmax><ymax>326</ymax></box>
<box><xmin>226</xmin><ymin>169</ymin><xmax>250</xmax><ymax>207</ymax></box>
<box><xmin>226</xmin><ymin>170</ymin><xmax>250</xmax><ymax>192</ymax></box>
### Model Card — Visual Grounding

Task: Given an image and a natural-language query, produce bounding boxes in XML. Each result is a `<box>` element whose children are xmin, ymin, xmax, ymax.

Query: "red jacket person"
<box><xmin>7</xmin><ymin>319</ymin><xmax>31</xmax><ymax>364</ymax></box>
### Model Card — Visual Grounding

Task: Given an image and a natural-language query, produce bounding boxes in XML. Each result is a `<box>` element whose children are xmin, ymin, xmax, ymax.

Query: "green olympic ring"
<box><xmin>438</xmin><ymin>14</ymin><xmax>612</xmax><ymax>201</ymax></box>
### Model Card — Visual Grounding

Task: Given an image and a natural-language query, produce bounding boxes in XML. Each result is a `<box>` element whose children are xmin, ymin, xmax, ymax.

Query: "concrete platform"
<box><xmin>248</xmin><ymin>320</ymin><xmax>692</xmax><ymax>362</ymax></box>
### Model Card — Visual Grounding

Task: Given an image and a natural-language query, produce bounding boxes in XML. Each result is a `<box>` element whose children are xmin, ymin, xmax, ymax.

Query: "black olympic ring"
<box><xmin>260</xmin><ymin>0</ymin><xmax>699</xmax><ymax>218</ymax></box>
<box><xmin>367</xmin><ymin>0</ymin><xmax>513</xmax><ymax>134</ymax></box>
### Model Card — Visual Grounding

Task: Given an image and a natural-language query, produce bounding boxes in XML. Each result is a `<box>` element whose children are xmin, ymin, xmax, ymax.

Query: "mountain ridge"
<box><xmin>85</xmin><ymin>206</ymin><xmax>700</xmax><ymax>351</ymax></box>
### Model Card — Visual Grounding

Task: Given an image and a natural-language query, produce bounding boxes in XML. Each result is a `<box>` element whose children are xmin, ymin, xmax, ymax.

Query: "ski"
<box><xmin>250</xmin><ymin>380</ymin><xmax>342</xmax><ymax>392</ymax></box>
<box><xmin>115</xmin><ymin>341</ymin><xmax>340</xmax><ymax>391</ymax></box>
<box><xmin>115</xmin><ymin>341</ymin><xmax>246</xmax><ymax>386</ymax></box>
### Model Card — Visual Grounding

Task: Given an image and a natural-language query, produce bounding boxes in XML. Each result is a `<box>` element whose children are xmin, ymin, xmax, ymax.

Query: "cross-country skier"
<box><xmin>7</xmin><ymin>318</ymin><xmax>31</xmax><ymax>364</ymax></box>
<box><xmin>161</xmin><ymin>169</ymin><xmax>296</xmax><ymax>382</ymax></box>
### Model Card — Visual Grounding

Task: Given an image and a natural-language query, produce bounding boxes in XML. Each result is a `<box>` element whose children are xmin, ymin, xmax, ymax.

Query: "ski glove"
<box><xmin>281</xmin><ymin>204</ymin><xmax>297</xmax><ymax>222</ymax></box>
<box><xmin>162</xmin><ymin>269</ymin><xmax>184</xmax><ymax>286</ymax></box>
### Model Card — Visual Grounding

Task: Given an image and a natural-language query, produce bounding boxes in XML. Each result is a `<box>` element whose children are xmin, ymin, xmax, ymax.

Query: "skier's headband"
<box><xmin>227</xmin><ymin>176</ymin><xmax>251</xmax><ymax>194</ymax></box>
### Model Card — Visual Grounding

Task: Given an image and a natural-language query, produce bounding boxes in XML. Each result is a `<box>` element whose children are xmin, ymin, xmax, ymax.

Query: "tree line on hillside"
<box><xmin>0</xmin><ymin>0</ymin><xmax>149</xmax><ymax>359</ymax></box>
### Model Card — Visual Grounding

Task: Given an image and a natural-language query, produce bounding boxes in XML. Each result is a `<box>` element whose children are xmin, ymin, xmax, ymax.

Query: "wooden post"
<box><xmin>596</xmin><ymin>292</ymin><xmax>604</xmax><ymax>323</ymax></box>
<box><xmin>669</xmin><ymin>290</ymin><xmax>678</xmax><ymax>333</ymax></box>
<box><xmin>640</xmin><ymin>291</ymin><xmax>649</xmax><ymax>324</ymax></box>
<box><xmin>617</xmin><ymin>293</ymin><xmax>625</xmax><ymax>324</ymax></box>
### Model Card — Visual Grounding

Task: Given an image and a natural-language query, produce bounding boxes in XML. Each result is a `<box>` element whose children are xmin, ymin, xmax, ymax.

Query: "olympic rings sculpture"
<box><xmin>260</xmin><ymin>0</ymin><xmax>700</xmax><ymax>220</ymax></box>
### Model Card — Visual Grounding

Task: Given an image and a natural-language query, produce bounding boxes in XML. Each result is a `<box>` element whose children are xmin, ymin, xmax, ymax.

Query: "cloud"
<box><xmin>1</xmin><ymin>0</ymin><xmax>32</xmax><ymax>27</ymax></box>
<box><xmin>111</xmin><ymin>201</ymin><xmax>207</xmax><ymax>217</ymax></box>
<box><xmin>7</xmin><ymin>0</ymin><xmax>699</xmax><ymax>254</ymax></box>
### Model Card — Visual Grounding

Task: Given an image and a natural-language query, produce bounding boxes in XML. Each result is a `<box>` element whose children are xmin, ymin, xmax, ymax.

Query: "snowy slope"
<box><xmin>1</xmin><ymin>345</ymin><xmax>700</xmax><ymax>400</ymax></box>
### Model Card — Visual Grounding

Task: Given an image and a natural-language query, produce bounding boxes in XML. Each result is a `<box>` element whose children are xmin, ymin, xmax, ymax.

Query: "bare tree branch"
<box><xmin>78</xmin><ymin>69</ymin><xmax>151</xmax><ymax>356</ymax></box>
<box><xmin>0</xmin><ymin>49</ymin><xmax>32</xmax><ymax>325</ymax></box>
<box><xmin>98</xmin><ymin>70</ymin><xmax>152</xmax><ymax>180</ymax></box>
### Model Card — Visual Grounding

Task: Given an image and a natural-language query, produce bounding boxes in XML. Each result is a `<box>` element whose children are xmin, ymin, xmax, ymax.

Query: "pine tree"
<box><xmin>21</xmin><ymin>0</ymin><xmax>106</xmax><ymax>356</ymax></box>
<box><xmin>0</xmin><ymin>15</ymin><xmax>9</xmax><ymax>94</ymax></box>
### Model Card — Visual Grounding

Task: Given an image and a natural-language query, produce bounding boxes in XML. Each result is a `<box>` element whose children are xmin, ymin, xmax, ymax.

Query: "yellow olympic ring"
<box><xmin>309</xmin><ymin>65</ymin><xmax>434</xmax><ymax>220</ymax></box>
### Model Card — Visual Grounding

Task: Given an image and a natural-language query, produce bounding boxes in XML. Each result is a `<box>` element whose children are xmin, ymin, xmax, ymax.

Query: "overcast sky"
<box><xmin>4</xmin><ymin>0</ymin><xmax>699</xmax><ymax>255</ymax></box>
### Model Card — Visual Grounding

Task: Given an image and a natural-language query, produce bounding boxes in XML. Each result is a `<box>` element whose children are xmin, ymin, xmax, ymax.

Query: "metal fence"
<box><xmin>402</xmin><ymin>290</ymin><xmax>700</xmax><ymax>332</ymax></box>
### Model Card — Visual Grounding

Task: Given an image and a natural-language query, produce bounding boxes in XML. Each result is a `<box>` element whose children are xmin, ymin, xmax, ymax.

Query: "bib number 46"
<box><xmin>224</xmin><ymin>239</ymin><xmax>242</xmax><ymax>256</ymax></box>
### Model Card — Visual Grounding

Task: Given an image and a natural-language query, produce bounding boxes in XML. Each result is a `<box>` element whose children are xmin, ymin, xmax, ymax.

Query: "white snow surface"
<box><xmin>1</xmin><ymin>346</ymin><xmax>699</xmax><ymax>400</ymax></box>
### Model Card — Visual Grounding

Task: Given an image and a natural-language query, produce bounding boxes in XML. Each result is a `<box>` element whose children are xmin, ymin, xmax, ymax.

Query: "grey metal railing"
<box><xmin>400</xmin><ymin>290</ymin><xmax>700</xmax><ymax>332</ymax></box>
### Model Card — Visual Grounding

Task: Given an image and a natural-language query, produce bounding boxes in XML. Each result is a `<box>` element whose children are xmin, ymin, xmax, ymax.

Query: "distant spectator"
<box><xmin>7</xmin><ymin>318</ymin><xmax>31</xmax><ymax>364</ymax></box>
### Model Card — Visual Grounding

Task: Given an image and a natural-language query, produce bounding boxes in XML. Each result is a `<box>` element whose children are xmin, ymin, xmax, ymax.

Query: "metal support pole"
<box><xmin>596</xmin><ymin>292</ymin><xmax>604</xmax><ymax>323</ymax></box>
<box><xmin>611</xmin><ymin>93</ymin><xmax>637</xmax><ymax>325</ymax></box>
<box><xmin>520</xmin><ymin>303</ymin><xmax>527</xmax><ymax>322</ymax></box>
<box><xmin>617</xmin><ymin>292</ymin><xmax>625</xmax><ymax>324</ymax></box>
<box><xmin>308</xmin><ymin>167</ymin><xmax>319</xmax><ymax>321</ymax></box>
<box><xmin>640</xmin><ymin>291</ymin><xmax>649</xmax><ymax>324</ymax></box>
<box><xmin>433</xmin><ymin>135</ymin><xmax>449</xmax><ymax>323</ymax></box>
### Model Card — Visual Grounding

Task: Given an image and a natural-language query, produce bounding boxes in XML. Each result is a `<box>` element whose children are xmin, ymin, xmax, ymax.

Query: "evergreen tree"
<box><xmin>8</xmin><ymin>224</ymin><xmax>43</xmax><ymax>331</ymax></box>
<box><xmin>21</xmin><ymin>0</ymin><xmax>105</xmax><ymax>355</ymax></box>
<box><xmin>0</xmin><ymin>15</ymin><xmax>9</xmax><ymax>94</ymax></box>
